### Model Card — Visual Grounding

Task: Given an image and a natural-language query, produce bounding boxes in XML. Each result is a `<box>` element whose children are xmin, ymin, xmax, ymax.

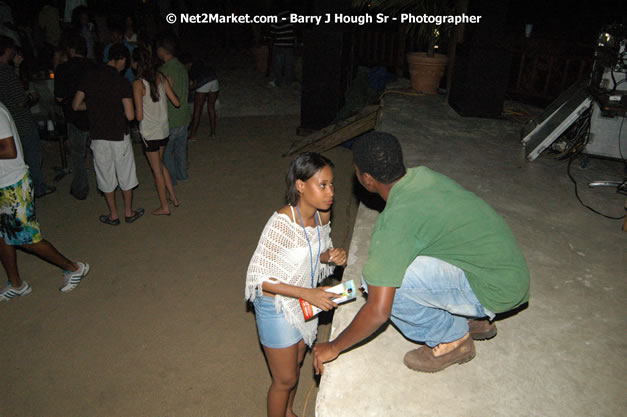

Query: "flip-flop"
<box><xmin>99</xmin><ymin>215</ymin><xmax>120</xmax><ymax>226</ymax></box>
<box><xmin>125</xmin><ymin>208</ymin><xmax>145</xmax><ymax>223</ymax></box>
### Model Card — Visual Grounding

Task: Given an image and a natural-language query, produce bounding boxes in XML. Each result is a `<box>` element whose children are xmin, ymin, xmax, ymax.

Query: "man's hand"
<box><xmin>313</xmin><ymin>342</ymin><xmax>339</xmax><ymax>375</ymax></box>
<box><xmin>311</xmin><ymin>285</ymin><xmax>396</xmax><ymax>375</ymax></box>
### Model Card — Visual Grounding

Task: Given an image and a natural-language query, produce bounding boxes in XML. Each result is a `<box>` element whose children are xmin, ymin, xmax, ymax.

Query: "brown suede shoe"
<box><xmin>468</xmin><ymin>319</ymin><xmax>497</xmax><ymax>340</ymax></box>
<box><xmin>403</xmin><ymin>335</ymin><xmax>476</xmax><ymax>373</ymax></box>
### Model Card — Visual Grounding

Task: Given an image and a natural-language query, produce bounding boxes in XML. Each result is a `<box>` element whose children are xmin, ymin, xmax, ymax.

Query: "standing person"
<box><xmin>64</xmin><ymin>0</ymin><xmax>86</xmax><ymax>23</ymax></box>
<box><xmin>313</xmin><ymin>132</ymin><xmax>530</xmax><ymax>374</ymax></box>
<box><xmin>246</xmin><ymin>152</ymin><xmax>347</xmax><ymax>417</ymax></box>
<box><xmin>124</xmin><ymin>15</ymin><xmax>138</xmax><ymax>44</ymax></box>
<box><xmin>103</xmin><ymin>21</ymin><xmax>135</xmax><ymax>83</ymax></box>
<box><xmin>38</xmin><ymin>1</ymin><xmax>62</xmax><ymax>70</ymax></box>
<box><xmin>0</xmin><ymin>102</ymin><xmax>89</xmax><ymax>301</ymax></box>
<box><xmin>54</xmin><ymin>34</ymin><xmax>95</xmax><ymax>200</ymax></box>
<box><xmin>0</xmin><ymin>35</ymin><xmax>55</xmax><ymax>198</ymax></box>
<box><xmin>182</xmin><ymin>54</ymin><xmax>219</xmax><ymax>140</ymax></box>
<box><xmin>72</xmin><ymin>43</ymin><xmax>143</xmax><ymax>225</ymax></box>
<box><xmin>131</xmin><ymin>46</ymin><xmax>180</xmax><ymax>215</ymax></box>
<box><xmin>156</xmin><ymin>33</ymin><xmax>190</xmax><ymax>185</ymax></box>
<box><xmin>268</xmin><ymin>5</ymin><xmax>296</xmax><ymax>87</ymax></box>
<box><xmin>71</xmin><ymin>6</ymin><xmax>96</xmax><ymax>60</ymax></box>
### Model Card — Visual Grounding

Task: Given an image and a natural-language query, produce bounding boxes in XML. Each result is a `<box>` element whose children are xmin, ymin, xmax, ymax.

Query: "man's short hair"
<box><xmin>0</xmin><ymin>35</ymin><xmax>15</xmax><ymax>56</ymax></box>
<box><xmin>156</xmin><ymin>33</ymin><xmax>179</xmax><ymax>57</ymax></box>
<box><xmin>108</xmin><ymin>43</ymin><xmax>130</xmax><ymax>62</ymax></box>
<box><xmin>352</xmin><ymin>131</ymin><xmax>406</xmax><ymax>184</ymax></box>
<box><xmin>67</xmin><ymin>34</ymin><xmax>87</xmax><ymax>56</ymax></box>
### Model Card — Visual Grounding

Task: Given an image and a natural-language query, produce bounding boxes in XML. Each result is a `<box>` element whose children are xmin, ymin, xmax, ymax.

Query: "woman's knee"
<box><xmin>271</xmin><ymin>372</ymin><xmax>298</xmax><ymax>391</ymax></box>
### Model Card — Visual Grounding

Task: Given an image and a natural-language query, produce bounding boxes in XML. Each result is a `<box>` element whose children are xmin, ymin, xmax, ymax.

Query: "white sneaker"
<box><xmin>0</xmin><ymin>281</ymin><xmax>32</xmax><ymax>301</ymax></box>
<box><xmin>268</xmin><ymin>80</ymin><xmax>277</xmax><ymax>87</ymax></box>
<box><xmin>60</xmin><ymin>262</ymin><xmax>90</xmax><ymax>292</ymax></box>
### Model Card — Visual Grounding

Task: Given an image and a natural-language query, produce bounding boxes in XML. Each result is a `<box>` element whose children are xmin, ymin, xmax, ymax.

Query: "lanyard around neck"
<box><xmin>295</xmin><ymin>205</ymin><xmax>321</xmax><ymax>288</ymax></box>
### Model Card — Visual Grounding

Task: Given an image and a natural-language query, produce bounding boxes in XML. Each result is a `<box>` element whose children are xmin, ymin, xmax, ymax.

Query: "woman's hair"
<box><xmin>132</xmin><ymin>47</ymin><xmax>160</xmax><ymax>102</ymax></box>
<box><xmin>285</xmin><ymin>152</ymin><xmax>334</xmax><ymax>206</ymax></box>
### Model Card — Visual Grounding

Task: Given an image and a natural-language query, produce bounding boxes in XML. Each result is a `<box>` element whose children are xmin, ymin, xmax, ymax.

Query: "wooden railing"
<box><xmin>506</xmin><ymin>38</ymin><xmax>594</xmax><ymax>105</ymax></box>
<box><xmin>353</xmin><ymin>24</ymin><xmax>407</xmax><ymax>74</ymax></box>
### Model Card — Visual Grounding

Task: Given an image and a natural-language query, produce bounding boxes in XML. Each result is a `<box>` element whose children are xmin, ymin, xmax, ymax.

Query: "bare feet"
<box><xmin>166</xmin><ymin>195</ymin><xmax>180</xmax><ymax>207</ymax></box>
<box><xmin>151</xmin><ymin>207</ymin><xmax>171</xmax><ymax>216</ymax></box>
<box><xmin>431</xmin><ymin>333</ymin><xmax>471</xmax><ymax>357</ymax></box>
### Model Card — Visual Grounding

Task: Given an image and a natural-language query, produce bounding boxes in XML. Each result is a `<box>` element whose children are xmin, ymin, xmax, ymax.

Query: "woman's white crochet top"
<box><xmin>246</xmin><ymin>210</ymin><xmax>334</xmax><ymax>347</ymax></box>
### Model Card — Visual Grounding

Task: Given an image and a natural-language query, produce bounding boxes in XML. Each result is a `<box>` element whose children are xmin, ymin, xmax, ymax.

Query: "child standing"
<box><xmin>131</xmin><ymin>47</ymin><xmax>180</xmax><ymax>215</ymax></box>
<box><xmin>246</xmin><ymin>153</ymin><xmax>348</xmax><ymax>417</ymax></box>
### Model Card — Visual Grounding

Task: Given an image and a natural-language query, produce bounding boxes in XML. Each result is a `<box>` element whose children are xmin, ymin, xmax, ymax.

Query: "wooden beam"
<box><xmin>284</xmin><ymin>105</ymin><xmax>381</xmax><ymax>157</ymax></box>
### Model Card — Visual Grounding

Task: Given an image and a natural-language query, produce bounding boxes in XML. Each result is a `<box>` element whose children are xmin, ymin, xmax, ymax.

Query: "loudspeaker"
<box><xmin>301</xmin><ymin>27</ymin><xmax>355</xmax><ymax>130</ymax></box>
<box><xmin>448</xmin><ymin>0</ymin><xmax>511</xmax><ymax>118</ymax></box>
<box><xmin>448</xmin><ymin>45</ymin><xmax>511</xmax><ymax>118</ymax></box>
<box><xmin>300</xmin><ymin>0</ymin><xmax>353</xmax><ymax>131</ymax></box>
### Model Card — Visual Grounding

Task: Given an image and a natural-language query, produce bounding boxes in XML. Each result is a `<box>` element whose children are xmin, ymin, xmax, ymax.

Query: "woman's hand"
<box><xmin>302</xmin><ymin>287</ymin><xmax>338</xmax><ymax>311</ymax></box>
<box><xmin>323</xmin><ymin>248</ymin><xmax>347</xmax><ymax>266</ymax></box>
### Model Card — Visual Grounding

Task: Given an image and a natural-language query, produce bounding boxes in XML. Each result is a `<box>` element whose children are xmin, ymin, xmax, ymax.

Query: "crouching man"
<box><xmin>314</xmin><ymin>132</ymin><xmax>530</xmax><ymax>373</ymax></box>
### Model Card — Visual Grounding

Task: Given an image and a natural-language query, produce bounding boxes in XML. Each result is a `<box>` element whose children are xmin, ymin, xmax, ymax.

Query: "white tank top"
<box><xmin>139</xmin><ymin>77</ymin><xmax>169</xmax><ymax>141</ymax></box>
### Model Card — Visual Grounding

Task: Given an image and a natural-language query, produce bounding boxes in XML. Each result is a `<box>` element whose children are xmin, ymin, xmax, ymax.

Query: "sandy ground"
<box><xmin>1</xmin><ymin>52</ymin><xmax>358</xmax><ymax>417</ymax></box>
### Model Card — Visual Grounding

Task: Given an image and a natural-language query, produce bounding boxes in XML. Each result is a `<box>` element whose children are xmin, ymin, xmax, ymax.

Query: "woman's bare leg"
<box><xmin>159</xmin><ymin>146</ymin><xmax>178</xmax><ymax>207</ymax></box>
<box><xmin>285</xmin><ymin>341</ymin><xmax>306</xmax><ymax>417</ymax></box>
<box><xmin>263</xmin><ymin>340</ymin><xmax>304</xmax><ymax>417</ymax></box>
<box><xmin>145</xmin><ymin>149</ymin><xmax>170</xmax><ymax>215</ymax></box>
<box><xmin>207</xmin><ymin>91</ymin><xmax>218</xmax><ymax>137</ymax></box>
<box><xmin>189</xmin><ymin>92</ymin><xmax>208</xmax><ymax>140</ymax></box>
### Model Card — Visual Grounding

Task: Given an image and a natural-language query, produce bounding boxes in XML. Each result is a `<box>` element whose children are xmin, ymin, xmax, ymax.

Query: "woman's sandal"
<box><xmin>99</xmin><ymin>215</ymin><xmax>120</xmax><ymax>226</ymax></box>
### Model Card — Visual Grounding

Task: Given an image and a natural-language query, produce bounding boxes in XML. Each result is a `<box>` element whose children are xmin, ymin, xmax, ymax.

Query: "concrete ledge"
<box><xmin>316</xmin><ymin>91</ymin><xmax>626</xmax><ymax>416</ymax></box>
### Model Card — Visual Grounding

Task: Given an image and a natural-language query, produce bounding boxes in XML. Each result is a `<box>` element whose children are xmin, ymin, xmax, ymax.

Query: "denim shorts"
<box><xmin>253</xmin><ymin>295</ymin><xmax>303</xmax><ymax>348</ymax></box>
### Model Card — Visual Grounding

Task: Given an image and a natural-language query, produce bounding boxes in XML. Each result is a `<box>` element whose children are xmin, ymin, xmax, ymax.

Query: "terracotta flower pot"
<box><xmin>251</xmin><ymin>45</ymin><xmax>269</xmax><ymax>73</ymax></box>
<box><xmin>406</xmin><ymin>52</ymin><xmax>448</xmax><ymax>94</ymax></box>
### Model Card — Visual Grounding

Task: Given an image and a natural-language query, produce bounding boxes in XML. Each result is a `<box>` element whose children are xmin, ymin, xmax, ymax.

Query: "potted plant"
<box><xmin>352</xmin><ymin>0</ymin><xmax>458</xmax><ymax>94</ymax></box>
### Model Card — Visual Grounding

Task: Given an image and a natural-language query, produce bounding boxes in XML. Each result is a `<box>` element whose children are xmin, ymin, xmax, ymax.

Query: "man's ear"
<box><xmin>361</xmin><ymin>172</ymin><xmax>375</xmax><ymax>188</ymax></box>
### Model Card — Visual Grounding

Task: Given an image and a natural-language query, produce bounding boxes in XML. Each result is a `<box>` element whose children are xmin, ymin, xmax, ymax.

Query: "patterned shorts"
<box><xmin>0</xmin><ymin>173</ymin><xmax>42</xmax><ymax>246</ymax></box>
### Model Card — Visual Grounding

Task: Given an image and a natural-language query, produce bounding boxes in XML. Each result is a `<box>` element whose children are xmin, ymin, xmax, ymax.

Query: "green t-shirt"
<box><xmin>362</xmin><ymin>167</ymin><xmax>530</xmax><ymax>313</ymax></box>
<box><xmin>159</xmin><ymin>58</ymin><xmax>191</xmax><ymax>128</ymax></box>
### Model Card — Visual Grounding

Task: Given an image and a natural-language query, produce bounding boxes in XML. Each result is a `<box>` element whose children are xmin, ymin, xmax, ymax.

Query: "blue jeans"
<box><xmin>363</xmin><ymin>256</ymin><xmax>494</xmax><ymax>347</ymax></box>
<box><xmin>67</xmin><ymin>123</ymin><xmax>90</xmax><ymax>199</ymax></box>
<box><xmin>272</xmin><ymin>46</ymin><xmax>294</xmax><ymax>86</ymax></box>
<box><xmin>20</xmin><ymin>120</ymin><xmax>49</xmax><ymax>196</ymax></box>
<box><xmin>163</xmin><ymin>125</ymin><xmax>188</xmax><ymax>185</ymax></box>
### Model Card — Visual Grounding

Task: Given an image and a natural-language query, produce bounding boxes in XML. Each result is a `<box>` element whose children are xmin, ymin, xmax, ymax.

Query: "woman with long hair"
<box><xmin>131</xmin><ymin>46</ymin><xmax>180</xmax><ymax>215</ymax></box>
<box><xmin>246</xmin><ymin>153</ymin><xmax>348</xmax><ymax>417</ymax></box>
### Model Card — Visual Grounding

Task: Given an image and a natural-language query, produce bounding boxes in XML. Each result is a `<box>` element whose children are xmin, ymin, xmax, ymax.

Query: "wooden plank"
<box><xmin>284</xmin><ymin>105</ymin><xmax>381</xmax><ymax>157</ymax></box>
